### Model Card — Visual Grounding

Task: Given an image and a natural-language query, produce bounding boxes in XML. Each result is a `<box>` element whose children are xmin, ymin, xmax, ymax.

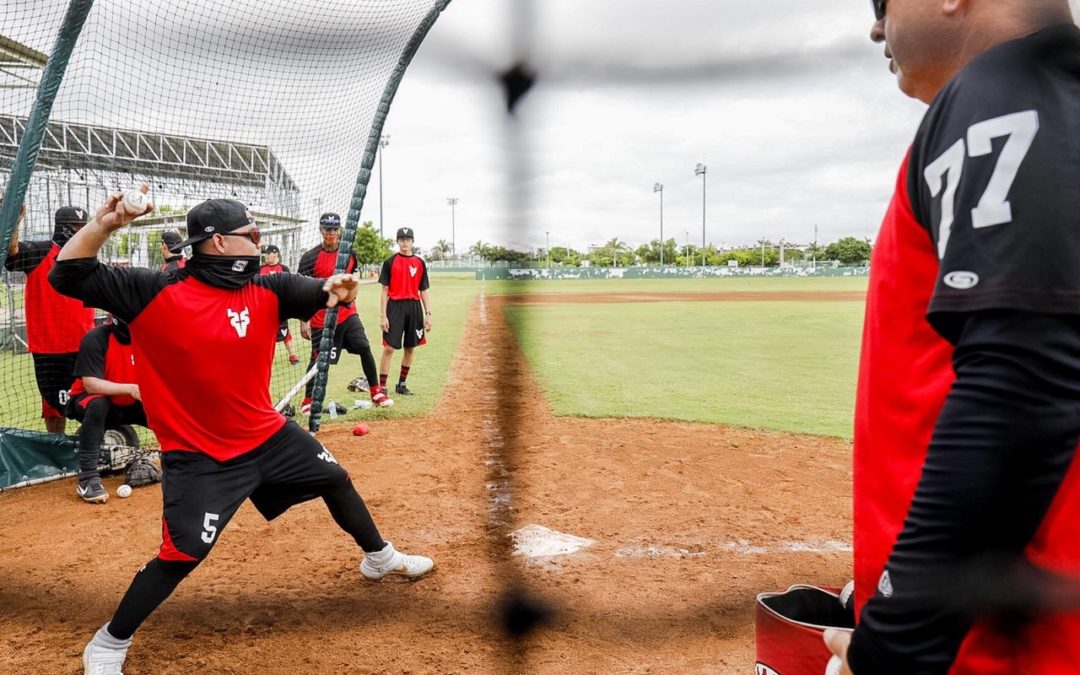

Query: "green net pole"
<box><xmin>309</xmin><ymin>0</ymin><xmax>452</xmax><ymax>432</ymax></box>
<box><xmin>0</xmin><ymin>0</ymin><xmax>96</xmax><ymax>271</ymax></box>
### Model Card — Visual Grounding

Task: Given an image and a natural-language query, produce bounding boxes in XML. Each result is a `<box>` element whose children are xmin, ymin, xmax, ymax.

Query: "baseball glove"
<box><xmin>124</xmin><ymin>457</ymin><xmax>162</xmax><ymax>487</ymax></box>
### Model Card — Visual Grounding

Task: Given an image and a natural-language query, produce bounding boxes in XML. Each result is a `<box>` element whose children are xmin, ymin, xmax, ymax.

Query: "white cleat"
<box><xmin>82</xmin><ymin>625</ymin><xmax>130</xmax><ymax>674</ymax></box>
<box><xmin>360</xmin><ymin>541</ymin><xmax>434</xmax><ymax>580</ymax></box>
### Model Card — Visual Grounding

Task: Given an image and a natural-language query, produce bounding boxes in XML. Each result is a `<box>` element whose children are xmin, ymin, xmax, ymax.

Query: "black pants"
<box><xmin>304</xmin><ymin>314</ymin><xmax>378</xmax><ymax>397</ymax></box>
<box><xmin>66</xmin><ymin>394</ymin><xmax>147</xmax><ymax>478</ymax></box>
<box><xmin>107</xmin><ymin>421</ymin><xmax>386</xmax><ymax>640</ymax></box>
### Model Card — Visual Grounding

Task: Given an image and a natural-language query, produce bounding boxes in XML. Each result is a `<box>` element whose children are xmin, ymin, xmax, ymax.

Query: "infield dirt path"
<box><xmin>0</xmin><ymin>290</ymin><xmax>853</xmax><ymax>674</ymax></box>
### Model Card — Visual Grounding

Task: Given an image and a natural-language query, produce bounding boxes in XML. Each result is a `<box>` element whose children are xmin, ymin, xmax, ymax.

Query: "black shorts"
<box><xmin>66</xmin><ymin>392</ymin><xmax>148</xmax><ymax>427</ymax></box>
<box><xmin>310</xmin><ymin>314</ymin><xmax>370</xmax><ymax>365</ymax></box>
<box><xmin>383</xmin><ymin>299</ymin><xmax>427</xmax><ymax>350</ymax></box>
<box><xmin>157</xmin><ymin>421</ymin><xmax>352</xmax><ymax>562</ymax></box>
<box><xmin>276</xmin><ymin>320</ymin><xmax>292</xmax><ymax>343</ymax></box>
<box><xmin>31</xmin><ymin>352</ymin><xmax>77</xmax><ymax>419</ymax></box>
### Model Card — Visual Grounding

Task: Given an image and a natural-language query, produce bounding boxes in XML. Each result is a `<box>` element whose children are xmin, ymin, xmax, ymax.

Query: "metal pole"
<box><xmin>694</xmin><ymin>163</ymin><xmax>707</xmax><ymax>268</ymax></box>
<box><xmin>378</xmin><ymin>135</ymin><xmax>389</xmax><ymax>237</ymax></box>
<box><xmin>447</xmin><ymin>197</ymin><xmax>458</xmax><ymax>257</ymax></box>
<box><xmin>653</xmin><ymin>182</ymin><xmax>663</xmax><ymax>267</ymax></box>
<box><xmin>546</xmin><ymin>230</ymin><xmax>550</xmax><ymax>268</ymax></box>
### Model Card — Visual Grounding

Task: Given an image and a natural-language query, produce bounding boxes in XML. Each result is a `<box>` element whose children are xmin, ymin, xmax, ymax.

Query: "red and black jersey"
<box><xmin>68</xmin><ymin>324</ymin><xmax>139</xmax><ymax>406</ymax></box>
<box><xmin>259</xmin><ymin>263</ymin><xmax>290</xmax><ymax>276</ymax></box>
<box><xmin>297</xmin><ymin>245</ymin><xmax>357</xmax><ymax>328</ymax></box>
<box><xmin>853</xmin><ymin>24</ymin><xmax>1080</xmax><ymax>672</ymax></box>
<box><xmin>378</xmin><ymin>253</ymin><xmax>429</xmax><ymax>301</ymax></box>
<box><xmin>160</xmin><ymin>255</ymin><xmax>186</xmax><ymax>272</ymax></box>
<box><xmin>50</xmin><ymin>258</ymin><xmax>329</xmax><ymax>462</ymax></box>
<box><xmin>3</xmin><ymin>240</ymin><xmax>94</xmax><ymax>353</ymax></box>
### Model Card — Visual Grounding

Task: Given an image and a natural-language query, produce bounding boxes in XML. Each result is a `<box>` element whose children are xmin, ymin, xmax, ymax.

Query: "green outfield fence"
<box><xmin>477</xmin><ymin>265</ymin><xmax>871</xmax><ymax>280</ymax></box>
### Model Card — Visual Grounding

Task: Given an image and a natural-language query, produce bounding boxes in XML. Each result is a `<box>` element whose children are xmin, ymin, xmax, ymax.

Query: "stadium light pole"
<box><xmin>546</xmin><ymin>230</ymin><xmax>550</xmax><ymax>269</ymax></box>
<box><xmin>653</xmin><ymin>182</ymin><xmax>664</xmax><ymax>267</ymax></box>
<box><xmin>378</xmin><ymin>134</ymin><xmax>390</xmax><ymax>237</ymax></box>
<box><xmin>694</xmin><ymin>163</ymin><xmax>707</xmax><ymax>267</ymax></box>
<box><xmin>447</xmin><ymin>197</ymin><xmax>458</xmax><ymax>257</ymax></box>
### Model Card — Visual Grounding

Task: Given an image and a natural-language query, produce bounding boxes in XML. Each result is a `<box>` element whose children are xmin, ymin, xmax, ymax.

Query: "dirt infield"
<box><xmin>0</xmin><ymin>292</ymin><xmax>853</xmax><ymax>674</ymax></box>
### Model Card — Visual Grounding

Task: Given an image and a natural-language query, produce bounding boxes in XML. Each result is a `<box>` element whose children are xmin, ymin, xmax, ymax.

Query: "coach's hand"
<box><xmin>380</xmin><ymin>315</ymin><xmax>389</xmax><ymax>332</ymax></box>
<box><xmin>95</xmin><ymin>183</ymin><xmax>153</xmax><ymax>232</ymax></box>
<box><xmin>300</xmin><ymin>321</ymin><xmax>311</xmax><ymax>340</ymax></box>
<box><xmin>823</xmin><ymin>629</ymin><xmax>853</xmax><ymax>675</ymax></box>
<box><xmin>324</xmin><ymin>273</ymin><xmax>360</xmax><ymax>308</ymax></box>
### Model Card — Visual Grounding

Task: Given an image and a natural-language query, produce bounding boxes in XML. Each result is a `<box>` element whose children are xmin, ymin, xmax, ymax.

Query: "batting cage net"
<box><xmin>0</xmin><ymin>0</ymin><xmax>445</xmax><ymax>462</ymax></box>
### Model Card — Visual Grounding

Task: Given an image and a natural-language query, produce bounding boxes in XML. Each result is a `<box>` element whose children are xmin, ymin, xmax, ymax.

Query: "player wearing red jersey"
<box><xmin>378</xmin><ymin>227</ymin><xmax>431</xmax><ymax>396</ymax></box>
<box><xmin>260</xmin><ymin>244</ymin><xmax>300</xmax><ymax>365</ymax></box>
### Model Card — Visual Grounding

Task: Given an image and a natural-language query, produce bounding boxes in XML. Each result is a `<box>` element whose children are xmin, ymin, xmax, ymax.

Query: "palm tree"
<box><xmin>430</xmin><ymin>239</ymin><xmax>452</xmax><ymax>261</ymax></box>
<box><xmin>469</xmin><ymin>240</ymin><xmax>490</xmax><ymax>260</ymax></box>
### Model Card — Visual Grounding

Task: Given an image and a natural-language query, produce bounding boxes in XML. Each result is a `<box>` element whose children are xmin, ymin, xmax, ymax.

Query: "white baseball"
<box><xmin>122</xmin><ymin>190</ymin><xmax>149</xmax><ymax>216</ymax></box>
<box><xmin>116</xmin><ymin>484</ymin><xmax>132</xmax><ymax>498</ymax></box>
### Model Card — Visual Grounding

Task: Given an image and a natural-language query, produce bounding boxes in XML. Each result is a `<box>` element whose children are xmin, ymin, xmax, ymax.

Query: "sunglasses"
<box><xmin>871</xmin><ymin>0</ymin><xmax>886</xmax><ymax>21</ymax></box>
<box><xmin>219</xmin><ymin>226</ymin><xmax>261</xmax><ymax>246</ymax></box>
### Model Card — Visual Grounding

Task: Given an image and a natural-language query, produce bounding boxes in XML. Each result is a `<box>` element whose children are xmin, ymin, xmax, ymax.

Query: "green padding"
<box><xmin>0</xmin><ymin>427</ymin><xmax>77</xmax><ymax>488</ymax></box>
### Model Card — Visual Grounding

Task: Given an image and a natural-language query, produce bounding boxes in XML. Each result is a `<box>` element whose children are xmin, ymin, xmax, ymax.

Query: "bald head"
<box><xmin>871</xmin><ymin>0</ymin><xmax>1075</xmax><ymax>102</ymax></box>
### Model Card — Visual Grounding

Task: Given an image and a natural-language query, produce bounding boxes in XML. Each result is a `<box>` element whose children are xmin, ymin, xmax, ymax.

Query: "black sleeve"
<box><xmin>4</xmin><ymin>240</ymin><xmax>51</xmax><ymax>273</ymax></box>
<box><xmin>378</xmin><ymin>256</ymin><xmax>393</xmax><ymax>286</ymax></box>
<box><xmin>848</xmin><ymin>309</ymin><xmax>1080</xmax><ymax>673</ymax></box>
<box><xmin>418</xmin><ymin>257</ymin><xmax>430</xmax><ymax>292</ymax></box>
<box><xmin>49</xmin><ymin>257</ymin><xmax>168</xmax><ymax>323</ymax></box>
<box><xmin>908</xmin><ymin>34</ymin><xmax>1080</xmax><ymax>342</ymax></box>
<box><xmin>296</xmin><ymin>247</ymin><xmax>317</xmax><ymax>277</ymax></box>
<box><xmin>253</xmin><ymin>272</ymin><xmax>328</xmax><ymax>322</ymax></box>
<box><xmin>281</xmin><ymin>264</ymin><xmax>291</xmax><ymax>274</ymax></box>
<box><xmin>73</xmin><ymin>326</ymin><xmax>110</xmax><ymax>380</ymax></box>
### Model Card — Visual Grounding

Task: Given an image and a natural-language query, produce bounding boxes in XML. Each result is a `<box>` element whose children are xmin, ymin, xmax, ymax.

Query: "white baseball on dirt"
<box><xmin>121</xmin><ymin>190</ymin><xmax>149</xmax><ymax>216</ymax></box>
<box><xmin>116</xmin><ymin>484</ymin><xmax>132</xmax><ymax>498</ymax></box>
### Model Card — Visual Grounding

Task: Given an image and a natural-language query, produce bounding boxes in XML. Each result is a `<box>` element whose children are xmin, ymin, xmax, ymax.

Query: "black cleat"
<box><xmin>395</xmin><ymin>383</ymin><xmax>414</xmax><ymax>396</ymax></box>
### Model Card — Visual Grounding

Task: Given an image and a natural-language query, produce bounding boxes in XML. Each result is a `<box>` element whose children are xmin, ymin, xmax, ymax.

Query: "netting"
<box><xmin>0</xmin><ymin>0</ymin><xmax>446</xmax><ymax>444</ymax></box>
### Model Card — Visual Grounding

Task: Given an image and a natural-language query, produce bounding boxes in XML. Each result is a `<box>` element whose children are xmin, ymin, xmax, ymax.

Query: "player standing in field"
<box><xmin>826</xmin><ymin>1</ymin><xmax>1080</xmax><ymax>672</ymax></box>
<box><xmin>378</xmin><ymin>227</ymin><xmax>431</xmax><ymax>396</ymax></box>
<box><xmin>158</xmin><ymin>229</ymin><xmax>186</xmax><ymax>272</ymax></box>
<box><xmin>260</xmin><ymin>244</ymin><xmax>300</xmax><ymax>365</ymax></box>
<box><xmin>298</xmin><ymin>212</ymin><xmax>391</xmax><ymax>410</ymax></box>
<box><xmin>65</xmin><ymin>319</ymin><xmax>147</xmax><ymax>504</ymax></box>
<box><xmin>50</xmin><ymin>192</ymin><xmax>432</xmax><ymax>674</ymax></box>
<box><xmin>5</xmin><ymin>205</ymin><xmax>95</xmax><ymax>435</ymax></box>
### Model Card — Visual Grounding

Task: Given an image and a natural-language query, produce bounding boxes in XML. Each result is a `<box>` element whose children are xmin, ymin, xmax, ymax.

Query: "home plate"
<box><xmin>510</xmin><ymin>524</ymin><xmax>595</xmax><ymax>558</ymax></box>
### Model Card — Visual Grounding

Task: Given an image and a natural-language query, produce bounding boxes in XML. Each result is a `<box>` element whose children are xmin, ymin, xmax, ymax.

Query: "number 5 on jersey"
<box><xmin>201</xmin><ymin>512</ymin><xmax>220</xmax><ymax>544</ymax></box>
<box><xmin>923</xmin><ymin>110</ymin><xmax>1039</xmax><ymax>258</ymax></box>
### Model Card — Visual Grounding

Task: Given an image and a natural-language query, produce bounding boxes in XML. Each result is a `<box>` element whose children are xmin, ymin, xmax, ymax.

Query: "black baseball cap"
<box><xmin>396</xmin><ymin>227</ymin><xmax>414</xmax><ymax>240</ymax></box>
<box><xmin>319</xmin><ymin>212</ymin><xmax>342</xmax><ymax>229</ymax></box>
<box><xmin>55</xmin><ymin>206</ymin><xmax>89</xmax><ymax>225</ymax></box>
<box><xmin>263</xmin><ymin>244</ymin><xmax>281</xmax><ymax>254</ymax></box>
<box><xmin>172</xmin><ymin>199</ymin><xmax>253</xmax><ymax>252</ymax></box>
<box><xmin>161</xmin><ymin>229</ymin><xmax>183</xmax><ymax>249</ymax></box>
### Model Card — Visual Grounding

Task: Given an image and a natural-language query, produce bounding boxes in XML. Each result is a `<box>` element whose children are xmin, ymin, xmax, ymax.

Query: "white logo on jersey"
<box><xmin>227</xmin><ymin>307</ymin><xmax>251</xmax><ymax>337</ymax></box>
<box><xmin>878</xmin><ymin>570</ymin><xmax>894</xmax><ymax>598</ymax></box>
<box><xmin>755</xmin><ymin>665</ymin><xmax>780</xmax><ymax>675</ymax></box>
<box><xmin>943</xmin><ymin>270</ymin><xmax>979</xmax><ymax>290</ymax></box>
<box><xmin>409</xmin><ymin>265</ymin><xmax>417</xmax><ymax>277</ymax></box>
<box><xmin>317</xmin><ymin>446</ymin><xmax>338</xmax><ymax>465</ymax></box>
<box><xmin>415</xmin><ymin>329</ymin><xmax>424</xmax><ymax>340</ymax></box>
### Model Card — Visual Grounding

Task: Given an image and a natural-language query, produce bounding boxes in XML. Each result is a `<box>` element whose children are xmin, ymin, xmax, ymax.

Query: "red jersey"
<box><xmin>856</xmin><ymin>152</ymin><xmax>1080</xmax><ymax>673</ymax></box>
<box><xmin>69</xmin><ymin>325</ymin><xmax>139</xmax><ymax>406</ymax></box>
<box><xmin>4</xmin><ymin>241</ymin><xmax>94</xmax><ymax>353</ymax></box>
<box><xmin>50</xmin><ymin>258</ymin><xmax>329</xmax><ymax>462</ymax></box>
<box><xmin>378</xmin><ymin>253</ymin><xmax>429</xmax><ymax>301</ymax></box>
<box><xmin>297</xmin><ymin>245</ymin><xmax>357</xmax><ymax>329</ymax></box>
<box><xmin>160</xmin><ymin>255</ymin><xmax>186</xmax><ymax>272</ymax></box>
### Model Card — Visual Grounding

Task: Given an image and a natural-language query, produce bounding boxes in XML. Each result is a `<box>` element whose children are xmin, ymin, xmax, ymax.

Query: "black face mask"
<box><xmin>52</xmin><ymin>223</ymin><xmax>80</xmax><ymax>246</ymax></box>
<box><xmin>186</xmin><ymin>254</ymin><xmax>261</xmax><ymax>289</ymax></box>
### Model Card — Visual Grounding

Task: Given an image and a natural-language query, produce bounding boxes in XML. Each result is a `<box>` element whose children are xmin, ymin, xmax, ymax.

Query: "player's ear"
<box><xmin>941</xmin><ymin>0</ymin><xmax>965</xmax><ymax>17</ymax></box>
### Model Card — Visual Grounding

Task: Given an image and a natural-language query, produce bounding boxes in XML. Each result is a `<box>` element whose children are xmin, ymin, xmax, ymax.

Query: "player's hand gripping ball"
<box><xmin>122</xmin><ymin>190</ymin><xmax>150</xmax><ymax>216</ymax></box>
<box><xmin>116</xmin><ymin>484</ymin><xmax>132</xmax><ymax>498</ymax></box>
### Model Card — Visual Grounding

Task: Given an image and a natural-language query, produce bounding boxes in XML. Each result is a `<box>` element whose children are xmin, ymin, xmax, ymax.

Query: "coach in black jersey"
<box><xmin>50</xmin><ymin>190</ymin><xmax>433</xmax><ymax>674</ymax></box>
<box><xmin>378</xmin><ymin>227</ymin><xmax>431</xmax><ymax>396</ymax></box>
<box><xmin>825</xmin><ymin>2</ymin><xmax>1080</xmax><ymax>673</ymax></box>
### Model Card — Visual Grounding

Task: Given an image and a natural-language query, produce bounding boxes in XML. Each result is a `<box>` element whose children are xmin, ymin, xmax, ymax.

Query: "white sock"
<box><xmin>95</xmin><ymin>623</ymin><xmax>132</xmax><ymax>650</ymax></box>
<box><xmin>365</xmin><ymin>541</ymin><xmax>397</xmax><ymax>567</ymax></box>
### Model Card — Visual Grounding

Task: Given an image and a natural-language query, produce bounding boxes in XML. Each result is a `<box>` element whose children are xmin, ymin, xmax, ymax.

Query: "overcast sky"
<box><xmin>5</xmin><ymin>0</ymin><xmax>1080</xmax><ymax>253</ymax></box>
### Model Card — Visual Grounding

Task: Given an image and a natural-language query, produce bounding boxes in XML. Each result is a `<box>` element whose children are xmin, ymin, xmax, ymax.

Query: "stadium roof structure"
<box><xmin>0</xmin><ymin>114</ymin><xmax>299</xmax><ymax>193</ymax></box>
<box><xmin>0</xmin><ymin>35</ymin><xmax>46</xmax><ymax>91</ymax></box>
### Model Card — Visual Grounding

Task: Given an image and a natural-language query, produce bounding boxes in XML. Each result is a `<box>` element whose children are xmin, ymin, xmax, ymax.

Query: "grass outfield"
<box><xmin>502</xmin><ymin>278</ymin><xmax>866</xmax><ymax>438</ymax></box>
<box><xmin>482</xmin><ymin>275</ymin><xmax>869</xmax><ymax>295</ymax></box>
